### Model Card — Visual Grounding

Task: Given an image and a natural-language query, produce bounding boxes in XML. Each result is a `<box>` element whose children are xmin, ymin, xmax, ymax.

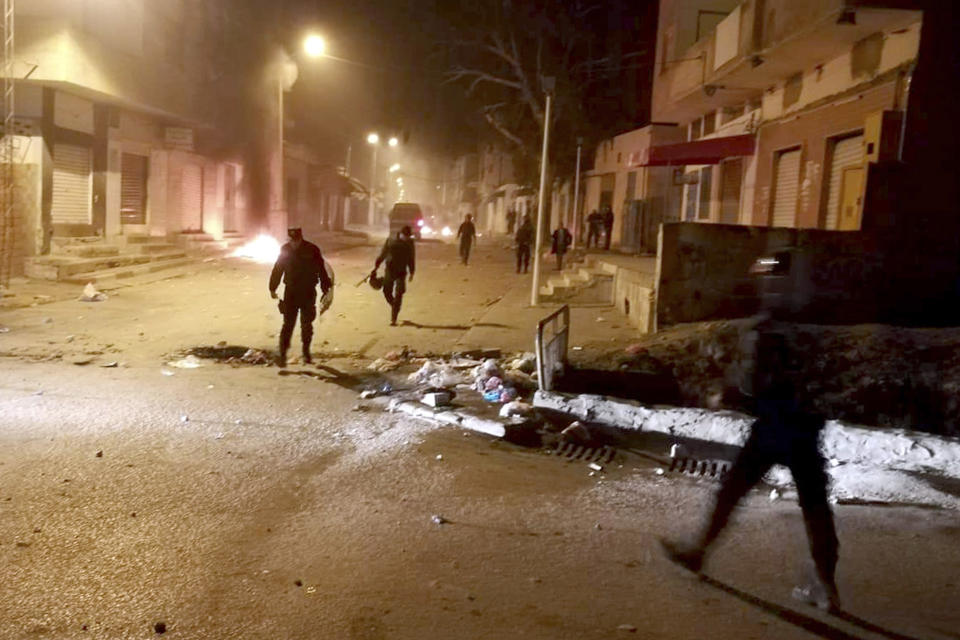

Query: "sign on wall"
<box><xmin>164</xmin><ymin>127</ymin><xmax>194</xmax><ymax>152</ymax></box>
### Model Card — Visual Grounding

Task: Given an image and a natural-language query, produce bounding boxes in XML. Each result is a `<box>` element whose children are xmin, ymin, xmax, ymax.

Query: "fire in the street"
<box><xmin>440</xmin><ymin>226</ymin><xmax>453</xmax><ymax>237</ymax></box>
<box><xmin>230</xmin><ymin>234</ymin><xmax>281</xmax><ymax>264</ymax></box>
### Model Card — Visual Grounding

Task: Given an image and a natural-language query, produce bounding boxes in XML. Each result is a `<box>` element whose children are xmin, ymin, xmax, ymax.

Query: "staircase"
<box><xmin>539</xmin><ymin>253</ymin><xmax>617</xmax><ymax>303</ymax></box>
<box><xmin>176</xmin><ymin>230</ymin><xmax>248</xmax><ymax>255</ymax></box>
<box><xmin>25</xmin><ymin>235</ymin><xmax>189</xmax><ymax>284</ymax></box>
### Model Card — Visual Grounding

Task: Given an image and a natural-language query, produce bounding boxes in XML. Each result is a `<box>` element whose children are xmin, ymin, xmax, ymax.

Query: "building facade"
<box><xmin>612</xmin><ymin>0</ymin><xmax>922</xmax><ymax>236</ymax></box>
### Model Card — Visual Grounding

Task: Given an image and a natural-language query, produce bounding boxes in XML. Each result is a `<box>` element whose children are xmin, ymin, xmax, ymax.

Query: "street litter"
<box><xmin>769</xmin><ymin>489</ymin><xmax>781</xmax><ymax>501</ymax></box>
<box><xmin>360</xmin><ymin>389</ymin><xmax>378</xmax><ymax>399</ymax></box>
<box><xmin>167</xmin><ymin>355</ymin><xmax>203</xmax><ymax>369</ymax></box>
<box><xmin>435</xmin><ymin>454</ymin><xmax>443</xmax><ymax>461</ymax></box>
<box><xmin>560</xmin><ymin>421</ymin><xmax>591</xmax><ymax>445</ymax></box>
<box><xmin>431</xmin><ymin>514</ymin><xmax>448</xmax><ymax>525</ymax></box>
<box><xmin>617</xmin><ymin>624</ymin><xmax>638</xmax><ymax>633</ymax></box>
<box><xmin>410</xmin><ymin>360</ymin><xmax>462</xmax><ymax>388</ymax></box>
<box><xmin>160</xmin><ymin>369</ymin><xmax>175</xmax><ymax>376</ymax></box>
<box><xmin>100</xmin><ymin>361</ymin><xmax>118</xmax><ymax>368</ymax></box>
<box><xmin>669</xmin><ymin>443</ymin><xmax>688</xmax><ymax>458</ymax></box>
<box><xmin>508</xmin><ymin>352</ymin><xmax>536</xmax><ymax>374</ymax></box>
<box><xmin>0</xmin><ymin>327</ymin><xmax>9</xmax><ymax>333</ymax></box>
<box><xmin>499</xmin><ymin>400</ymin><xmax>534</xmax><ymax>418</ymax></box>
<box><xmin>180</xmin><ymin>415</ymin><xmax>189</xmax><ymax>423</ymax></box>
<box><xmin>79</xmin><ymin>282</ymin><xmax>108</xmax><ymax>302</ymax></box>
<box><xmin>42</xmin><ymin>317</ymin><xmax>53</xmax><ymax>324</ymax></box>
<box><xmin>588</xmin><ymin>462</ymin><xmax>603</xmax><ymax>472</ymax></box>
<box><xmin>368</xmin><ymin>357</ymin><xmax>402</xmax><ymax>372</ymax></box>
<box><xmin>571</xmin><ymin>346</ymin><xmax>583</xmax><ymax>351</ymax></box>
<box><xmin>422</xmin><ymin>390</ymin><xmax>453</xmax><ymax>407</ymax></box>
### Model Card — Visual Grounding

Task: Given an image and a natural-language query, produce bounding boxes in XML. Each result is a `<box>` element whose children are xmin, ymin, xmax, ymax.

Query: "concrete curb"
<box><xmin>533</xmin><ymin>390</ymin><xmax>960</xmax><ymax>476</ymax></box>
<box><xmin>366</xmin><ymin>395</ymin><xmax>507</xmax><ymax>438</ymax></box>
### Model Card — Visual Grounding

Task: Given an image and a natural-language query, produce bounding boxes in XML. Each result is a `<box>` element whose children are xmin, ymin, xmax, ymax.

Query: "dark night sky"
<box><xmin>276</xmin><ymin>0</ymin><xmax>658</xmax><ymax>169</ymax></box>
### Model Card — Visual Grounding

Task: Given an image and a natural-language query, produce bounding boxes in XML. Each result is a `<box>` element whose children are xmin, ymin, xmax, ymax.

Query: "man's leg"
<box><xmin>662</xmin><ymin>428</ymin><xmax>772</xmax><ymax>572</ymax></box>
<box><xmin>391</xmin><ymin>277</ymin><xmax>406</xmax><ymax>325</ymax></box>
<box><xmin>516</xmin><ymin>247</ymin><xmax>522</xmax><ymax>273</ymax></box>
<box><xmin>604</xmin><ymin>226</ymin><xmax>613</xmax><ymax>250</ymax></box>
<box><xmin>278</xmin><ymin>304</ymin><xmax>299</xmax><ymax>367</ymax></box>
<box><xmin>299</xmin><ymin>298</ymin><xmax>317</xmax><ymax>363</ymax></box>
<box><xmin>790</xmin><ymin>443</ymin><xmax>840</xmax><ymax>610</ymax></box>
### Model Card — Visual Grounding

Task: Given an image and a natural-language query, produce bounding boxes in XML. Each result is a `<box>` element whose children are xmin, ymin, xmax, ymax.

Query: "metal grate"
<box><xmin>669</xmin><ymin>456</ymin><xmax>730</xmax><ymax>479</ymax></box>
<box><xmin>550</xmin><ymin>442</ymin><xmax>616</xmax><ymax>465</ymax></box>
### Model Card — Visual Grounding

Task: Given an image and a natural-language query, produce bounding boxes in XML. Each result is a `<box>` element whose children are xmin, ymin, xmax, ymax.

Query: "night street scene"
<box><xmin>2</xmin><ymin>0</ymin><xmax>960</xmax><ymax>638</ymax></box>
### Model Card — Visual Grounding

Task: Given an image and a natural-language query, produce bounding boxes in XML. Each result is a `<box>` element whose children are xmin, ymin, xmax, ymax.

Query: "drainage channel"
<box><xmin>544</xmin><ymin>440</ymin><xmax>731</xmax><ymax>481</ymax></box>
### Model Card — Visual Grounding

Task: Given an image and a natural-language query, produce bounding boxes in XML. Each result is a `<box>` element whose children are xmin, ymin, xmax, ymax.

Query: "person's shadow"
<box><xmin>700</xmin><ymin>574</ymin><xmax>932</xmax><ymax>640</ymax></box>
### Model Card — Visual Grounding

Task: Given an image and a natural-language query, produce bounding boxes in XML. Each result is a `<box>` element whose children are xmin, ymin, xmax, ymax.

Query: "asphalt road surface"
<box><xmin>1</xmin><ymin>243</ymin><xmax>958</xmax><ymax>639</ymax></box>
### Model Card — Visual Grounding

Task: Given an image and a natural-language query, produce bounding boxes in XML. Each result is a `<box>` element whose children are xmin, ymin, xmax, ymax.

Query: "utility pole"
<box><xmin>1</xmin><ymin>0</ymin><xmax>15</xmax><ymax>288</ymax></box>
<box><xmin>342</xmin><ymin>143</ymin><xmax>351</xmax><ymax>228</ymax></box>
<box><xmin>572</xmin><ymin>137</ymin><xmax>583</xmax><ymax>249</ymax></box>
<box><xmin>367</xmin><ymin>143</ymin><xmax>377</xmax><ymax>227</ymax></box>
<box><xmin>530</xmin><ymin>77</ymin><xmax>554</xmax><ymax>307</ymax></box>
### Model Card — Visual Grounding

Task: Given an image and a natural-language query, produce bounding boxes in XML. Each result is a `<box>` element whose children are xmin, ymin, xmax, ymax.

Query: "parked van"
<box><xmin>389</xmin><ymin>203</ymin><xmax>424</xmax><ymax>240</ymax></box>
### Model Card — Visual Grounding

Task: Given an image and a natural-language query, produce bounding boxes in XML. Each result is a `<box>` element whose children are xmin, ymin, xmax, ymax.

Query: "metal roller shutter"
<box><xmin>120</xmin><ymin>153</ymin><xmax>148</xmax><ymax>224</ymax></box>
<box><xmin>181</xmin><ymin>164</ymin><xmax>203</xmax><ymax>231</ymax></box>
<box><xmin>771</xmin><ymin>149</ymin><xmax>800</xmax><ymax>227</ymax></box>
<box><xmin>51</xmin><ymin>144</ymin><xmax>92</xmax><ymax>225</ymax></box>
<box><xmin>719</xmin><ymin>158</ymin><xmax>743</xmax><ymax>224</ymax></box>
<box><xmin>825</xmin><ymin>135</ymin><xmax>863</xmax><ymax>230</ymax></box>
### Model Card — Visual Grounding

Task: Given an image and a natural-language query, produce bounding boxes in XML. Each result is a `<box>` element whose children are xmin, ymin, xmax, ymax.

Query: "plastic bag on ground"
<box><xmin>499</xmin><ymin>399</ymin><xmax>534</xmax><ymax>418</ymax></box>
<box><xmin>508</xmin><ymin>352</ymin><xmax>537</xmax><ymax>374</ymax></box>
<box><xmin>409</xmin><ymin>360</ymin><xmax>441</xmax><ymax>384</ymax></box>
<box><xmin>79</xmin><ymin>282</ymin><xmax>107</xmax><ymax>302</ymax></box>
<box><xmin>167</xmin><ymin>354</ymin><xmax>203</xmax><ymax>369</ymax></box>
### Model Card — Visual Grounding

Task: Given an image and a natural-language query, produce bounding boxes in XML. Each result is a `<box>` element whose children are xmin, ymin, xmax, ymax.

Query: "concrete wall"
<box><xmin>656</xmin><ymin>221</ymin><xmax>960</xmax><ymax>327</ymax></box>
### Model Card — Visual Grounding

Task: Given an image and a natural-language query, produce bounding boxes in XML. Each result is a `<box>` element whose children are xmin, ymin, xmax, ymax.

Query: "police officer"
<box><xmin>269</xmin><ymin>228</ymin><xmax>332</xmax><ymax>367</ymax></box>
<box><xmin>372</xmin><ymin>225</ymin><xmax>416</xmax><ymax>326</ymax></box>
<box><xmin>457</xmin><ymin>214</ymin><xmax>476</xmax><ymax>265</ymax></box>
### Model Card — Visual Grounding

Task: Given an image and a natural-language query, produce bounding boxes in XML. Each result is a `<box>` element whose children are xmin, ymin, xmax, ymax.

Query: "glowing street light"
<box><xmin>303</xmin><ymin>34</ymin><xmax>326</xmax><ymax>58</ymax></box>
<box><xmin>367</xmin><ymin>132</ymin><xmax>380</xmax><ymax>145</ymax></box>
<box><xmin>388</xmin><ymin>136</ymin><xmax>399</xmax><ymax>147</ymax></box>
<box><xmin>388</xmin><ymin>163</ymin><xmax>400</xmax><ymax>173</ymax></box>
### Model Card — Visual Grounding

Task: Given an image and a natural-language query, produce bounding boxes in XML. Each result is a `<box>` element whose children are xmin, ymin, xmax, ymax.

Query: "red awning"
<box><xmin>631</xmin><ymin>134</ymin><xmax>756</xmax><ymax>167</ymax></box>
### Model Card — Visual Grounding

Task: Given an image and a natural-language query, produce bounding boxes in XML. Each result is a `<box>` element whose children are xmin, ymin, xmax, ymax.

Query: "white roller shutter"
<box><xmin>825</xmin><ymin>135</ymin><xmax>863</xmax><ymax>230</ymax></box>
<box><xmin>51</xmin><ymin>143</ymin><xmax>92</xmax><ymax>224</ymax></box>
<box><xmin>181</xmin><ymin>163</ymin><xmax>203</xmax><ymax>231</ymax></box>
<box><xmin>771</xmin><ymin>149</ymin><xmax>800</xmax><ymax>227</ymax></box>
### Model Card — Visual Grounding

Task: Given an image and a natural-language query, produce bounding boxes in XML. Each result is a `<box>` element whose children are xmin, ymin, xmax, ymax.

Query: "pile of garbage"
<box><xmin>185</xmin><ymin>345</ymin><xmax>274</xmax><ymax>366</ymax></box>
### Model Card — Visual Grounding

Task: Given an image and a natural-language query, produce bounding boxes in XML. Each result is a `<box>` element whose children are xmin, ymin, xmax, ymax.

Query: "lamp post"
<box><xmin>572</xmin><ymin>137</ymin><xmax>583</xmax><ymax>249</ymax></box>
<box><xmin>530</xmin><ymin>77</ymin><xmax>555</xmax><ymax>307</ymax></box>
<box><xmin>366</xmin><ymin>134</ymin><xmax>399</xmax><ymax>228</ymax></box>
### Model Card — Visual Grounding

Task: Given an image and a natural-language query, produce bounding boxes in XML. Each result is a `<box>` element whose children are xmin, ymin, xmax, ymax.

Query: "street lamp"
<box><xmin>531</xmin><ymin>76</ymin><xmax>555</xmax><ymax>306</ymax></box>
<box><xmin>303</xmin><ymin>34</ymin><xmax>326</xmax><ymax>58</ymax></box>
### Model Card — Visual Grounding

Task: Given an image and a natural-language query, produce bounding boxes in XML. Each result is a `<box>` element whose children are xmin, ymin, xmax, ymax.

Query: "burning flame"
<box><xmin>231</xmin><ymin>234</ymin><xmax>281</xmax><ymax>264</ymax></box>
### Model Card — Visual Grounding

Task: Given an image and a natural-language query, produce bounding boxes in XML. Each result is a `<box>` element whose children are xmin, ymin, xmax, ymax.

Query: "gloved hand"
<box><xmin>270</xmin><ymin>290</ymin><xmax>278</xmax><ymax>299</ymax></box>
<box><xmin>408</xmin><ymin>272</ymin><xmax>414</xmax><ymax>283</ymax></box>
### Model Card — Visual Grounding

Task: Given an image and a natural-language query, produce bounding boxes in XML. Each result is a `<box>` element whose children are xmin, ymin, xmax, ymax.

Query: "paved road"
<box><xmin>0</xmin><ymin>242</ymin><xmax>958</xmax><ymax>639</ymax></box>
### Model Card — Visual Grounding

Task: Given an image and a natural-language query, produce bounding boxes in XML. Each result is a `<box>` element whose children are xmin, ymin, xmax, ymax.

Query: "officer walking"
<box><xmin>514</xmin><ymin>214</ymin><xmax>533</xmax><ymax>274</ymax></box>
<box><xmin>372</xmin><ymin>225</ymin><xmax>416</xmax><ymax>326</ymax></box>
<box><xmin>269</xmin><ymin>228</ymin><xmax>332</xmax><ymax>367</ymax></box>
<box><xmin>457</xmin><ymin>214</ymin><xmax>477</xmax><ymax>265</ymax></box>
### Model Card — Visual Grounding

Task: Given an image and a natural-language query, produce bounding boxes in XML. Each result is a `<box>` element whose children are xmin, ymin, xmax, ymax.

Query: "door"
<box><xmin>771</xmin><ymin>148</ymin><xmax>800</xmax><ymax>227</ymax></box>
<box><xmin>181</xmin><ymin>163</ymin><xmax>203</xmax><ymax>231</ymax></box>
<box><xmin>120</xmin><ymin>153</ymin><xmax>148</xmax><ymax>226</ymax></box>
<box><xmin>719</xmin><ymin>158</ymin><xmax>743</xmax><ymax>224</ymax></box>
<box><xmin>825</xmin><ymin>134</ymin><xmax>863</xmax><ymax>229</ymax></box>
<box><xmin>51</xmin><ymin>143</ymin><xmax>92</xmax><ymax>226</ymax></box>
<box><xmin>837</xmin><ymin>167</ymin><xmax>864</xmax><ymax>230</ymax></box>
<box><xmin>697</xmin><ymin>166</ymin><xmax>713</xmax><ymax>220</ymax></box>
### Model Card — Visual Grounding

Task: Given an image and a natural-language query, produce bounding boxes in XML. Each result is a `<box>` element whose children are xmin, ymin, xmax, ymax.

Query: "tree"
<box><xmin>437</xmin><ymin>0</ymin><xmax>656</xmax><ymax>184</ymax></box>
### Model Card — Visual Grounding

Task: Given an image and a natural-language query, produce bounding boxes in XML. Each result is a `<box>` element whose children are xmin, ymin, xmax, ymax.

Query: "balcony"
<box><xmin>653</xmin><ymin>0</ymin><xmax>921</xmax><ymax>123</ymax></box>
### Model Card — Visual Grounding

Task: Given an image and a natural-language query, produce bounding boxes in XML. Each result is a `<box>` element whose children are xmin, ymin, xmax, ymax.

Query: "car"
<box><xmin>389</xmin><ymin>202</ymin><xmax>424</xmax><ymax>240</ymax></box>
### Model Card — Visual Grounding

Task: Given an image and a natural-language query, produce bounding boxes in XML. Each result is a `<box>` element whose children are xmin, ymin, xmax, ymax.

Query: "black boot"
<box><xmin>302</xmin><ymin>344</ymin><xmax>312</xmax><ymax>364</ymax></box>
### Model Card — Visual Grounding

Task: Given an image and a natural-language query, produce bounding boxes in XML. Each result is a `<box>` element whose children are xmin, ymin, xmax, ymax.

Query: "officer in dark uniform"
<box><xmin>372</xmin><ymin>225</ymin><xmax>415</xmax><ymax>326</ymax></box>
<box><xmin>269</xmin><ymin>228</ymin><xmax>332</xmax><ymax>366</ymax></box>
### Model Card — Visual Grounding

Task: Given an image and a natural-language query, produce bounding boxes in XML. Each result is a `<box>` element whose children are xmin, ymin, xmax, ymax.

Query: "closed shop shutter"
<box><xmin>771</xmin><ymin>149</ymin><xmax>800</xmax><ymax>227</ymax></box>
<box><xmin>51</xmin><ymin>143</ymin><xmax>92</xmax><ymax>224</ymax></box>
<box><xmin>825</xmin><ymin>134</ymin><xmax>863</xmax><ymax>229</ymax></box>
<box><xmin>719</xmin><ymin>158</ymin><xmax>743</xmax><ymax>224</ymax></box>
<box><xmin>181</xmin><ymin>163</ymin><xmax>203</xmax><ymax>231</ymax></box>
<box><xmin>120</xmin><ymin>153</ymin><xmax>148</xmax><ymax>224</ymax></box>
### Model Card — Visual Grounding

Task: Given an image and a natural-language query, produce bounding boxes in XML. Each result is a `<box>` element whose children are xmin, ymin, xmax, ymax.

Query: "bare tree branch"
<box><xmin>445</xmin><ymin>67</ymin><xmax>523</xmax><ymax>93</ymax></box>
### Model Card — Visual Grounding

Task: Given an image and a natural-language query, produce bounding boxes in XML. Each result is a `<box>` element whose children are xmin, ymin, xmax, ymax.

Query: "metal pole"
<box><xmin>342</xmin><ymin>144</ymin><xmax>351</xmax><ymax>227</ymax></box>
<box><xmin>277</xmin><ymin>75</ymin><xmax>284</xmax><ymax>233</ymax></box>
<box><xmin>530</xmin><ymin>90</ymin><xmax>553</xmax><ymax>307</ymax></box>
<box><xmin>367</xmin><ymin>144</ymin><xmax>377</xmax><ymax>228</ymax></box>
<box><xmin>572</xmin><ymin>140</ymin><xmax>582</xmax><ymax>249</ymax></box>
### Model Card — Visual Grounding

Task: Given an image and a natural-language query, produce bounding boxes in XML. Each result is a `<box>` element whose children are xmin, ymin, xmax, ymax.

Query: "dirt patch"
<box><xmin>590</xmin><ymin>320</ymin><xmax>960</xmax><ymax>437</ymax></box>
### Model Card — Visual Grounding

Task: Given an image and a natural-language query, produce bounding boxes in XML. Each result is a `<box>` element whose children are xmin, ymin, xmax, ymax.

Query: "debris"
<box><xmin>571</xmin><ymin>346</ymin><xmax>583</xmax><ymax>351</ymax></box>
<box><xmin>669</xmin><ymin>443</ymin><xmax>688</xmax><ymax>459</ymax></box>
<box><xmin>153</xmin><ymin>622</ymin><xmax>166</xmax><ymax>634</ymax></box>
<box><xmin>422</xmin><ymin>391</ymin><xmax>453</xmax><ymax>407</ymax></box>
<box><xmin>180</xmin><ymin>415</ymin><xmax>189</xmax><ymax>423</ymax></box>
<box><xmin>160</xmin><ymin>369</ymin><xmax>175</xmax><ymax>376</ymax></box>
<box><xmin>499</xmin><ymin>400</ymin><xmax>534</xmax><ymax>418</ymax></box>
<box><xmin>655</xmin><ymin>468</ymin><xmax>665</xmax><ymax>476</ymax></box>
<box><xmin>65</xmin><ymin>334</ymin><xmax>75</xmax><ymax>342</ymax></box>
<box><xmin>0</xmin><ymin>327</ymin><xmax>9</xmax><ymax>333</ymax></box>
<box><xmin>167</xmin><ymin>355</ymin><xmax>203</xmax><ymax>369</ymax></box>
<box><xmin>32</xmin><ymin>390</ymin><xmax>43</xmax><ymax>396</ymax></box>
<box><xmin>380</xmin><ymin>382</ymin><xmax>393</xmax><ymax>394</ymax></box>
<box><xmin>617</xmin><ymin>624</ymin><xmax>637</xmax><ymax>633</ymax></box>
<box><xmin>588</xmin><ymin>462</ymin><xmax>603</xmax><ymax>472</ymax></box>
<box><xmin>508</xmin><ymin>352</ymin><xmax>537</xmax><ymax>374</ymax></box>
<box><xmin>431</xmin><ymin>514</ymin><xmax>448</xmax><ymax>525</ymax></box>
<box><xmin>769</xmin><ymin>489</ymin><xmax>781</xmax><ymax>501</ymax></box>
<box><xmin>368</xmin><ymin>357</ymin><xmax>401</xmax><ymax>372</ymax></box>
<box><xmin>214</xmin><ymin>433</ymin><xmax>224</xmax><ymax>439</ymax></box>
<box><xmin>42</xmin><ymin>317</ymin><xmax>53</xmax><ymax>324</ymax></box>
<box><xmin>95</xmin><ymin>450</ymin><xmax>103</xmax><ymax>458</ymax></box>
<box><xmin>360</xmin><ymin>389</ymin><xmax>378</xmax><ymax>399</ymax></box>
<box><xmin>79</xmin><ymin>282</ymin><xmax>108</xmax><ymax>302</ymax></box>
<box><xmin>560</xmin><ymin>421</ymin><xmax>591</xmax><ymax>445</ymax></box>
<box><xmin>435</xmin><ymin>454</ymin><xmax>443</xmax><ymax>461</ymax></box>
<box><xmin>100</xmin><ymin>361</ymin><xmax>118</xmax><ymax>368</ymax></box>
<box><xmin>72</xmin><ymin>358</ymin><xmax>94</xmax><ymax>366</ymax></box>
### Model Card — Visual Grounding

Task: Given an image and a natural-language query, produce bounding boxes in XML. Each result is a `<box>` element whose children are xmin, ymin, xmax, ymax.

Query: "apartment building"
<box><xmin>1</xmin><ymin>0</ymin><xmax>258</xmax><ymax>276</ymax></box>
<box><xmin>646</xmin><ymin>0</ymin><xmax>921</xmax><ymax>231</ymax></box>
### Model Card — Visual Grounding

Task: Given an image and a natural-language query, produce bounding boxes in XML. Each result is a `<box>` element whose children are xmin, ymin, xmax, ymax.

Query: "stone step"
<box><xmin>61</xmin><ymin>255</ymin><xmax>195</xmax><ymax>285</ymax></box>
<box><xmin>25</xmin><ymin>249</ymin><xmax>188</xmax><ymax>281</ymax></box>
<box><xmin>51</xmin><ymin>236</ymin><xmax>103</xmax><ymax>248</ymax></box>
<box><xmin>134</xmin><ymin>243</ymin><xmax>180</xmax><ymax>255</ymax></box>
<box><xmin>57</xmin><ymin>244</ymin><xmax>122</xmax><ymax>258</ymax></box>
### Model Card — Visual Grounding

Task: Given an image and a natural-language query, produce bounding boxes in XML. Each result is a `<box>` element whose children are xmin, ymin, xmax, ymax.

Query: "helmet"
<box><xmin>368</xmin><ymin>274</ymin><xmax>383</xmax><ymax>290</ymax></box>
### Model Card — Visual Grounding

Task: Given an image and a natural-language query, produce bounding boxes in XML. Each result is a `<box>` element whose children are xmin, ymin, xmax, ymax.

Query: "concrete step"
<box><xmin>57</xmin><ymin>244</ymin><xmax>121</xmax><ymax>258</ymax></box>
<box><xmin>51</xmin><ymin>236</ymin><xmax>103</xmax><ymax>248</ymax></box>
<box><xmin>25</xmin><ymin>249</ymin><xmax>188</xmax><ymax>281</ymax></box>
<box><xmin>134</xmin><ymin>243</ymin><xmax>180</xmax><ymax>255</ymax></box>
<box><xmin>61</xmin><ymin>255</ymin><xmax>195</xmax><ymax>285</ymax></box>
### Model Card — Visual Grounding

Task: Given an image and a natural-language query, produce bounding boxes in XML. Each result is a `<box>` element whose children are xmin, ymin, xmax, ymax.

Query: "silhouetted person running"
<box><xmin>457</xmin><ymin>214</ymin><xmax>476</xmax><ymax>265</ymax></box>
<box><xmin>269</xmin><ymin>228</ymin><xmax>332</xmax><ymax>366</ymax></box>
<box><xmin>515</xmin><ymin>215</ymin><xmax>533</xmax><ymax>274</ymax></box>
<box><xmin>372</xmin><ymin>225</ymin><xmax>415</xmax><ymax>326</ymax></box>
<box><xmin>660</xmin><ymin>325</ymin><xmax>840</xmax><ymax>612</ymax></box>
